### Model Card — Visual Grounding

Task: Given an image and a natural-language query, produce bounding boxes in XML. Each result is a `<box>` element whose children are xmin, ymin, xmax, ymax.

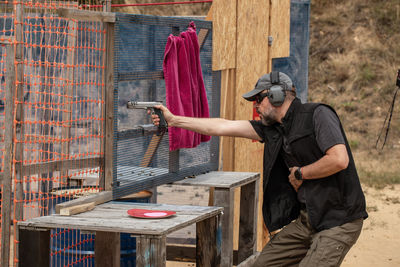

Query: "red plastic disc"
<box><xmin>127</xmin><ymin>209</ymin><xmax>176</xmax><ymax>219</ymax></box>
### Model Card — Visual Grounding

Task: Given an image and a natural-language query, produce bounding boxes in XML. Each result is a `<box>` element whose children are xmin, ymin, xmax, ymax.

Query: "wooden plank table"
<box><xmin>174</xmin><ymin>171</ymin><xmax>260</xmax><ymax>267</ymax></box>
<box><xmin>18</xmin><ymin>203</ymin><xmax>223</xmax><ymax>267</ymax></box>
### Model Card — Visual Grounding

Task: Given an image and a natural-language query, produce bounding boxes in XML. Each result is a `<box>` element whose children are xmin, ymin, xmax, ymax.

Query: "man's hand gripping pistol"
<box><xmin>126</xmin><ymin>101</ymin><xmax>168</xmax><ymax>134</ymax></box>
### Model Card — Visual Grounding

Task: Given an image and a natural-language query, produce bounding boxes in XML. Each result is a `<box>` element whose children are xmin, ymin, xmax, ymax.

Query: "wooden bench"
<box><xmin>173</xmin><ymin>171</ymin><xmax>260</xmax><ymax>266</ymax></box>
<box><xmin>18</xmin><ymin>202</ymin><xmax>223</xmax><ymax>267</ymax></box>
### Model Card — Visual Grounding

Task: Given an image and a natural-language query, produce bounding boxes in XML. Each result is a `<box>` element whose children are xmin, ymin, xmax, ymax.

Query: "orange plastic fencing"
<box><xmin>0</xmin><ymin>0</ymin><xmax>108</xmax><ymax>266</ymax></box>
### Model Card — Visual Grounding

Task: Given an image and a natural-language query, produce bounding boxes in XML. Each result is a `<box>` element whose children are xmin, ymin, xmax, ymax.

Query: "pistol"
<box><xmin>126</xmin><ymin>101</ymin><xmax>168</xmax><ymax>131</ymax></box>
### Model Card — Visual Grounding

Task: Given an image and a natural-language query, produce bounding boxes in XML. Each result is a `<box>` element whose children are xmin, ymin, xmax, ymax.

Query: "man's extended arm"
<box><xmin>151</xmin><ymin>105</ymin><xmax>262</xmax><ymax>141</ymax></box>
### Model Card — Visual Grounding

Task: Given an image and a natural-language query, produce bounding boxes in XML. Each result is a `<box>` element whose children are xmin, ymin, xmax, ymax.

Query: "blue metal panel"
<box><xmin>273</xmin><ymin>0</ymin><xmax>311</xmax><ymax>103</ymax></box>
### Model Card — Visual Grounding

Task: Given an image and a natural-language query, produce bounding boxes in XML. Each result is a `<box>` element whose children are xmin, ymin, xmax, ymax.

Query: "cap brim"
<box><xmin>242</xmin><ymin>88</ymin><xmax>263</xmax><ymax>101</ymax></box>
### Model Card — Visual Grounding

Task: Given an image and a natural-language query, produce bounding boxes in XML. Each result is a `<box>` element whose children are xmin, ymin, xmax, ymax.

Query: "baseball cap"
<box><xmin>242</xmin><ymin>72</ymin><xmax>293</xmax><ymax>101</ymax></box>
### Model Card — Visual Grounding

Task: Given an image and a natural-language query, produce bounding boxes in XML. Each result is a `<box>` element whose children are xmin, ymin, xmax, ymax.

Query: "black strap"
<box><xmin>271</xmin><ymin>71</ymin><xmax>280</xmax><ymax>84</ymax></box>
<box><xmin>376</xmin><ymin>87</ymin><xmax>399</xmax><ymax>149</ymax></box>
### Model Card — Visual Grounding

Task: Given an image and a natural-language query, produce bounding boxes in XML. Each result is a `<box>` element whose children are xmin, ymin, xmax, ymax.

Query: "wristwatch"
<box><xmin>294</xmin><ymin>167</ymin><xmax>303</xmax><ymax>181</ymax></box>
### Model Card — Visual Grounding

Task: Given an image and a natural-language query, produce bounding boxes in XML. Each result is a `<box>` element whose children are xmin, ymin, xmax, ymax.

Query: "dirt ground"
<box><xmin>342</xmin><ymin>184</ymin><xmax>400</xmax><ymax>267</ymax></box>
<box><xmin>159</xmin><ymin>183</ymin><xmax>400</xmax><ymax>267</ymax></box>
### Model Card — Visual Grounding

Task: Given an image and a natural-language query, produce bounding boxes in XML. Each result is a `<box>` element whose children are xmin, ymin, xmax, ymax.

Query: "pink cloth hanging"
<box><xmin>163</xmin><ymin>22</ymin><xmax>211</xmax><ymax>151</ymax></box>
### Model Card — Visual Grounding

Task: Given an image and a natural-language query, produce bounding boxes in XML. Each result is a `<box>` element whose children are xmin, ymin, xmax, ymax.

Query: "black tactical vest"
<box><xmin>259</xmin><ymin>98</ymin><xmax>368</xmax><ymax>232</ymax></box>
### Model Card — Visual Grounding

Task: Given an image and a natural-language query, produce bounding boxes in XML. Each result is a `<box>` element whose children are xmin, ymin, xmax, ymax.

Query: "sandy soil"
<box><xmin>342</xmin><ymin>184</ymin><xmax>400</xmax><ymax>267</ymax></box>
<box><xmin>159</xmin><ymin>183</ymin><xmax>400</xmax><ymax>267</ymax></box>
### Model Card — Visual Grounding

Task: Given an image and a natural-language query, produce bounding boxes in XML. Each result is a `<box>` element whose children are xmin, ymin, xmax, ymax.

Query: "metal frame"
<box><xmin>112</xmin><ymin>13</ymin><xmax>219</xmax><ymax>199</ymax></box>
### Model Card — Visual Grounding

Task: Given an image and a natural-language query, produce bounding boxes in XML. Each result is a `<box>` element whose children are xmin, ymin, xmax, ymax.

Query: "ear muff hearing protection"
<box><xmin>267</xmin><ymin>71</ymin><xmax>289</xmax><ymax>107</ymax></box>
<box><xmin>268</xmin><ymin>85</ymin><xmax>286</xmax><ymax>107</ymax></box>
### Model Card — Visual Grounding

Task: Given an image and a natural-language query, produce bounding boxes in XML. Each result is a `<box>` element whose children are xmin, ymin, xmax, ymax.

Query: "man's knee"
<box><xmin>299</xmin><ymin>219</ymin><xmax>363</xmax><ymax>267</ymax></box>
<box><xmin>300</xmin><ymin>235</ymin><xmax>352</xmax><ymax>267</ymax></box>
<box><xmin>252</xmin><ymin>227</ymin><xmax>309</xmax><ymax>267</ymax></box>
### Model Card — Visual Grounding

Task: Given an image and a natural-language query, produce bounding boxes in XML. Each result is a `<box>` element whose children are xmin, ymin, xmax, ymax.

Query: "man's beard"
<box><xmin>257</xmin><ymin>109</ymin><xmax>277</xmax><ymax>126</ymax></box>
<box><xmin>261</xmin><ymin>115</ymin><xmax>276</xmax><ymax>126</ymax></box>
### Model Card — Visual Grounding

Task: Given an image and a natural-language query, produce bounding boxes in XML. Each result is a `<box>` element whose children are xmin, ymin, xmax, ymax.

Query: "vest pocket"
<box><xmin>324</xmin><ymin>183</ymin><xmax>344</xmax><ymax>207</ymax></box>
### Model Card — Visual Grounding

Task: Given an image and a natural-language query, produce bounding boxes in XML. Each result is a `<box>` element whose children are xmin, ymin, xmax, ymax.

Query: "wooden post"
<box><xmin>95</xmin><ymin>231</ymin><xmax>120</xmax><ymax>267</ymax></box>
<box><xmin>102</xmin><ymin>15</ymin><xmax>115</xmax><ymax>191</ymax></box>
<box><xmin>19</xmin><ymin>228</ymin><xmax>50</xmax><ymax>267</ymax></box>
<box><xmin>103</xmin><ymin>0</ymin><xmax>111</xmax><ymax>12</ymax></box>
<box><xmin>213</xmin><ymin>188</ymin><xmax>234</xmax><ymax>267</ymax></box>
<box><xmin>14</xmin><ymin>0</ymin><xmax>25</xmax><ymax>263</ymax></box>
<box><xmin>238</xmin><ymin>179</ymin><xmax>259</xmax><ymax>263</ymax></box>
<box><xmin>100</xmin><ymin>0</ymin><xmax>115</xmax><ymax>191</ymax></box>
<box><xmin>137</xmin><ymin>236</ymin><xmax>166</xmax><ymax>266</ymax></box>
<box><xmin>1</xmin><ymin>43</ymin><xmax>15</xmax><ymax>267</ymax></box>
<box><xmin>196</xmin><ymin>214</ymin><xmax>221</xmax><ymax>267</ymax></box>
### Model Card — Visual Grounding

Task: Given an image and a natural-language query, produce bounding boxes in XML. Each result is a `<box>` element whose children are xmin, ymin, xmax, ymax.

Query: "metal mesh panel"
<box><xmin>113</xmin><ymin>13</ymin><xmax>219</xmax><ymax>198</ymax></box>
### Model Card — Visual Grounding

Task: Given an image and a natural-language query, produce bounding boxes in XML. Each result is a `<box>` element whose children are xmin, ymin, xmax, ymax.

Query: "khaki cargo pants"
<box><xmin>253</xmin><ymin>210</ymin><xmax>363</xmax><ymax>267</ymax></box>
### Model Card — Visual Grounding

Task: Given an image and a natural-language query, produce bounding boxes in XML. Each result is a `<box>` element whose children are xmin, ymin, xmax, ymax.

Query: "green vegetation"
<box><xmin>348</xmin><ymin>139</ymin><xmax>359</xmax><ymax>150</ymax></box>
<box><xmin>310</xmin><ymin>0</ymin><xmax>400</xmax><ymax>186</ymax></box>
<box><xmin>359</xmin><ymin>64</ymin><xmax>376</xmax><ymax>84</ymax></box>
<box><xmin>358</xmin><ymin>169</ymin><xmax>400</xmax><ymax>189</ymax></box>
<box><xmin>370</xmin><ymin>0</ymin><xmax>400</xmax><ymax>37</ymax></box>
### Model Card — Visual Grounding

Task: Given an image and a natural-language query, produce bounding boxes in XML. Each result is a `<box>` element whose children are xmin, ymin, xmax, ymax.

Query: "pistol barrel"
<box><xmin>126</xmin><ymin>101</ymin><xmax>162</xmax><ymax>109</ymax></box>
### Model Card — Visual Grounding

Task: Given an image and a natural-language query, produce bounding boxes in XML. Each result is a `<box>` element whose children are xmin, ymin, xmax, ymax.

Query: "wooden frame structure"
<box><xmin>0</xmin><ymin>0</ymin><xmax>291</xmax><ymax>265</ymax></box>
<box><xmin>0</xmin><ymin>3</ymin><xmax>116</xmax><ymax>265</ymax></box>
<box><xmin>18</xmin><ymin>203</ymin><xmax>223</xmax><ymax>267</ymax></box>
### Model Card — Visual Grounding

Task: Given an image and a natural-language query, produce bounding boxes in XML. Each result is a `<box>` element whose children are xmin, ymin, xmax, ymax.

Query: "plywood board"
<box><xmin>212</xmin><ymin>0</ymin><xmax>237</xmax><ymax>70</ymax></box>
<box><xmin>235</xmin><ymin>0</ymin><xmax>269</xmax><ymax>168</ymax></box>
<box><xmin>174</xmin><ymin>171</ymin><xmax>259</xmax><ymax>189</ymax></box>
<box><xmin>19</xmin><ymin>203</ymin><xmax>223</xmax><ymax>236</ymax></box>
<box><xmin>236</xmin><ymin>0</ymin><xmax>270</xmax><ymax>120</ymax></box>
<box><xmin>219</xmin><ymin>69</ymin><xmax>236</xmax><ymax>171</ymax></box>
<box><xmin>104</xmin><ymin>22</ymin><xmax>115</xmax><ymax>191</ymax></box>
<box><xmin>235</xmin><ymin>0</ymin><xmax>271</xmax><ymax>251</ymax></box>
<box><xmin>270</xmin><ymin>0</ymin><xmax>290</xmax><ymax>59</ymax></box>
<box><xmin>60</xmin><ymin>202</ymin><xmax>95</xmax><ymax>216</ymax></box>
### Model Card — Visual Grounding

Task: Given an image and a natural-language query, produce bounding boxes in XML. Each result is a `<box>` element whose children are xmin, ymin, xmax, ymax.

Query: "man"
<box><xmin>151</xmin><ymin>71</ymin><xmax>368</xmax><ymax>266</ymax></box>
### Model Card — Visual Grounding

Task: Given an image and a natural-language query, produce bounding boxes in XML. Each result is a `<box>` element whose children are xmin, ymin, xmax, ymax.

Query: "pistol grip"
<box><xmin>154</xmin><ymin>108</ymin><xmax>168</xmax><ymax>130</ymax></box>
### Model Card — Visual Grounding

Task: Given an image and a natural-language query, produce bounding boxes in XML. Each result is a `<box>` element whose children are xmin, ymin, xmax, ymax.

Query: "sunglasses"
<box><xmin>254</xmin><ymin>91</ymin><xmax>270</xmax><ymax>104</ymax></box>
